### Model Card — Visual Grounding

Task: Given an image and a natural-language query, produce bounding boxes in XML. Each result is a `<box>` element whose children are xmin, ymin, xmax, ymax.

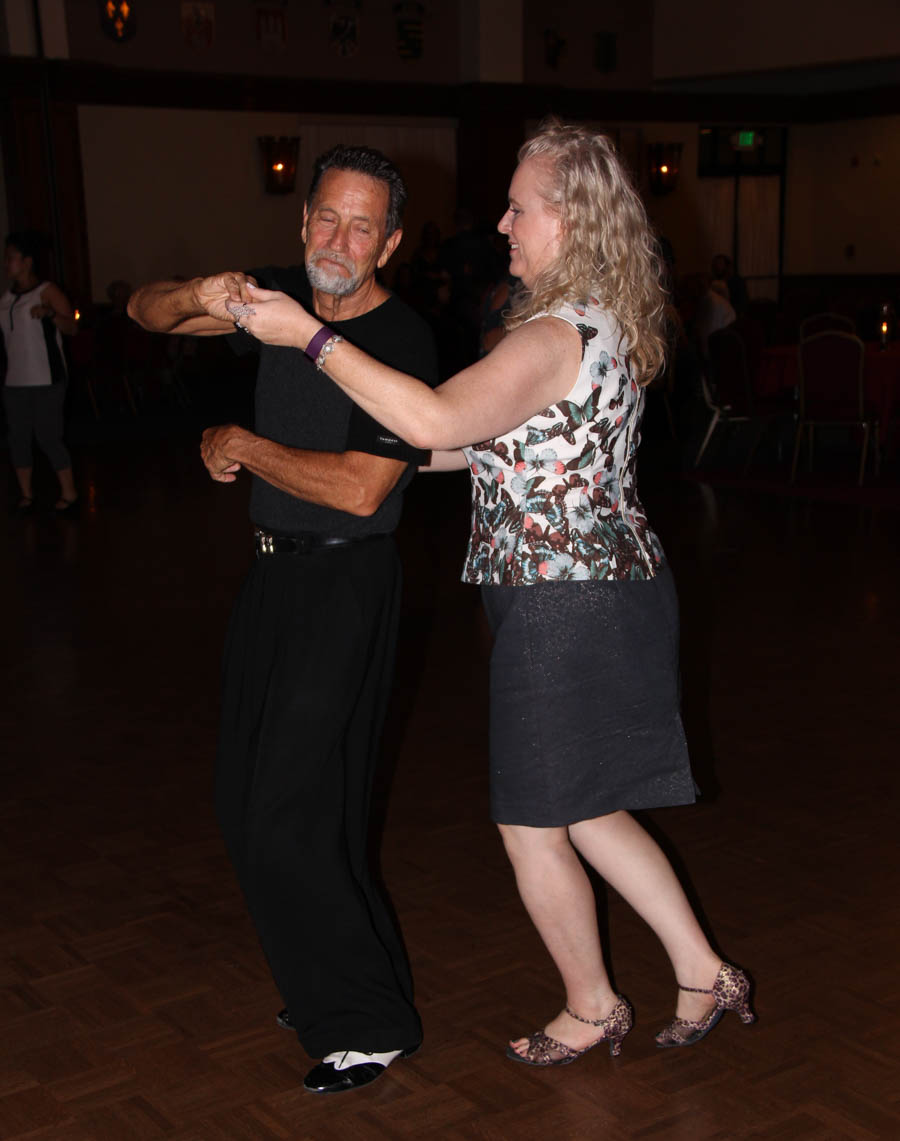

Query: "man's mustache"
<box><xmin>308</xmin><ymin>250</ymin><xmax>356</xmax><ymax>274</ymax></box>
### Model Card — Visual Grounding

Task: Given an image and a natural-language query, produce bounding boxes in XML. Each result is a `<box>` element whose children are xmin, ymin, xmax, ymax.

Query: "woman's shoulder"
<box><xmin>531</xmin><ymin>301</ymin><xmax>623</xmax><ymax>366</ymax></box>
<box><xmin>0</xmin><ymin>286</ymin><xmax>20</xmax><ymax>311</ymax></box>
<box><xmin>535</xmin><ymin>298</ymin><xmax>617</xmax><ymax>338</ymax></box>
<box><xmin>6</xmin><ymin>282</ymin><xmax>47</xmax><ymax>303</ymax></box>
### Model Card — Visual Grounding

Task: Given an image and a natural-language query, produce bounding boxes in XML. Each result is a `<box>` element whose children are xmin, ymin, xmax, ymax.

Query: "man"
<box><xmin>128</xmin><ymin>145</ymin><xmax>437</xmax><ymax>1094</ymax></box>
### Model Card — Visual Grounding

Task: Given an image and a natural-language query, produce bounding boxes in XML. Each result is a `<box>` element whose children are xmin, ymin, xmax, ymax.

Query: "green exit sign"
<box><xmin>737</xmin><ymin>131</ymin><xmax>756</xmax><ymax>147</ymax></box>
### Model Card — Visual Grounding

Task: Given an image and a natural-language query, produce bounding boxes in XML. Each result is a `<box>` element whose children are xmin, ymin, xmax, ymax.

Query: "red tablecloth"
<box><xmin>758</xmin><ymin>341</ymin><xmax>900</xmax><ymax>442</ymax></box>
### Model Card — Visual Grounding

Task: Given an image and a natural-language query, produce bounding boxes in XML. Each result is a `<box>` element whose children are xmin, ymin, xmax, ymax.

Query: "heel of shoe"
<box><xmin>604</xmin><ymin>995</ymin><xmax>633</xmax><ymax>1057</ymax></box>
<box><xmin>607</xmin><ymin>1035</ymin><xmax>625</xmax><ymax>1057</ymax></box>
<box><xmin>714</xmin><ymin>963</ymin><xmax>755</xmax><ymax>1024</ymax></box>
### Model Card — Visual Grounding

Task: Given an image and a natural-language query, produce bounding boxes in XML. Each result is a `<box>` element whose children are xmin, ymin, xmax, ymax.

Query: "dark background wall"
<box><xmin>1</xmin><ymin>0</ymin><xmax>899</xmax><ymax>308</ymax></box>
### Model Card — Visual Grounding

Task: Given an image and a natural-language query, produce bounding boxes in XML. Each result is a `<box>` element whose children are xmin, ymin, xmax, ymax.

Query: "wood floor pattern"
<box><xmin>2</xmin><ymin>439</ymin><xmax>899</xmax><ymax>1139</ymax></box>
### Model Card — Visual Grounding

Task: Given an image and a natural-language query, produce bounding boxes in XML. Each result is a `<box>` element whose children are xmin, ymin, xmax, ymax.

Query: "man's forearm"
<box><xmin>215</xmin><ymin>427</ymin><xmax>406</xmax><ymax>516</ymax></box>
<box><xmin>128</xmin><ymin>279</ymin><xmax>205</xmax><ymax>332</ymax></box>
<box><xmin>130</xmin><ymin>271</ymin><xmax>256</xmax><ymax>335</ymax></box>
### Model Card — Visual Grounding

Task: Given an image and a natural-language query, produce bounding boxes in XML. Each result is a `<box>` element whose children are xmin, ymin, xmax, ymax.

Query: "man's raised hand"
<box><xmin>193</xmin><ymin>272</ymin><xmax>257</xmax><ymax>324</ymax></box>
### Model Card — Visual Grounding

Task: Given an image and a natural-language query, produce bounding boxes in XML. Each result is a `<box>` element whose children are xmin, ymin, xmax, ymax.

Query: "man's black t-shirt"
<box><xmin>233</xmin><ymin>265</ymin><xmax>439</xmax><ymax>537</ymax></box>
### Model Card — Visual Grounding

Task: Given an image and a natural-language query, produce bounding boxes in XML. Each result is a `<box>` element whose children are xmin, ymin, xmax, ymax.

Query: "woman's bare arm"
<box><xmin>34</xmin><ymin>283</ymin><xmax>78</xmax><ymax>336</ymax></box>
<box><xmin>239</xmin><ymin>284</ymin><xmax>583</xmax><ymax>451</ymax></box>
<box><xmin>419</xmin><ymin>449</ymin><xmax>469</xmax><ymax>472</ymax></box>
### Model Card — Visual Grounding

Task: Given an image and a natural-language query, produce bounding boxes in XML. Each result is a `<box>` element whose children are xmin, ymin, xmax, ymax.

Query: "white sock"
<box><xmin>322</xmin><ymin>1049</ymin><xmax>403</xmax><ymax>1071</ymax></box>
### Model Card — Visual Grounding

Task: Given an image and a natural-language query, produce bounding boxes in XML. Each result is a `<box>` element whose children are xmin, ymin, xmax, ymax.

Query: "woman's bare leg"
<box><xmin>497</xmin><ymin>822</ymin><xmax>621</xmax><ymax>1056</ymax></box>
<box><xmin>568</xmin><ymin>811</ymin><xmax>722</xmax><ymax>1021</ymax></box>
<box><xmin>15</xmin><ymin>466</ymin><xmax>33</xmax><ymax>505</ymax></box>
<box><xmin>55</xmin><ymin>466</ymin><xmax>77</xmax><ymax>507</ymax></box>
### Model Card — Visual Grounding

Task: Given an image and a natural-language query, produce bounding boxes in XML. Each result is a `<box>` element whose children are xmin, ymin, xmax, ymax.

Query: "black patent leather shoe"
<box><xmin>276</xmin><ymin>1008</ymin><xmax>294</xmax><ymax>1030</ymax></box>
<box><xmin>303</xmin><ymin>1045</ymin><xmax>419</xmax><ymax>1095</ymax></box>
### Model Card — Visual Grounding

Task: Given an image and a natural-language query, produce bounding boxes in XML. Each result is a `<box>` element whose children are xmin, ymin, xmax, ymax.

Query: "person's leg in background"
<box><xmin>31</xmin><ymin>382</ymin><xmax>76</xmax><ymax>508</ymax></box>
<box><xmin>3</xmin><ymin>386</ymin><xmax>36</xmax><ymax>509</ymax></box>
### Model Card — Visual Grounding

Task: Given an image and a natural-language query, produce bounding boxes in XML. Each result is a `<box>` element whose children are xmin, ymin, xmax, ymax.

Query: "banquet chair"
<box><xmin>799</xmin><ymin>312</ymin><xmax>856</xmax><ymax>339</ymax></box>
<box><xmin>791</xmin><ymin>331</ymin><xmax>879</xmax><ymax>486</ymax></box>
<box><xmin>695</xmin><ymin>325</ymin><xmax>781</xmax><ymax>471</ymax></box>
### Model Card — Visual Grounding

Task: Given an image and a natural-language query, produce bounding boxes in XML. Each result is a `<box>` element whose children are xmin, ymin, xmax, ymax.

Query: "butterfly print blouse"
<box><xmin>461</xmin><ymin>299</ymin><xmax>665</xmax><ymax>585</ymax></box>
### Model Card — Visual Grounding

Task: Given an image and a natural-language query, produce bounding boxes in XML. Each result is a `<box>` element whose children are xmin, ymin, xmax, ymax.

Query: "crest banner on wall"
<box><xmin>256</xmin><ymin>5</ymin><xmax>287</xmax><ymax>49</ymax></box>
<box><xmin>99</xmin><ymin>1</ymin><xmax>137</xmax><ymax>43</ymax></box>
<box><xmin>393</xmin><ymin>1</ymin><xmax>425</xmax><ymax>61</ymax></box>
<box><xmin>325</xmin><ymin>1</ymin><xmax>361</xmax><ymax>58</ymax></box>
<box><xmin>329</xmin><ymin>16</ymin><xmax>358</xmax><ymax>57</ymax></box>
<box><xmin>182</xmin><ymin>2</ymin><xmax>215</xmax><ymax>50</ymax></box>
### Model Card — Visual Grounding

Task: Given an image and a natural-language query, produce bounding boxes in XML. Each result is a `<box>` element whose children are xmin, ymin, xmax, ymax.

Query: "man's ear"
<box><xmin>301</xmin><ymin>201</ymin><xmax>309</xmax><ymax>245</ymax></box>
<box><xmin>377</xmin><ymin>229</ymin><xmax>403</xmax><ymax>269</ymax></box>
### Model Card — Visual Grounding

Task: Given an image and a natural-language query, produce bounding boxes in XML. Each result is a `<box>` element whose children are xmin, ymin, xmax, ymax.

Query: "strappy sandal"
<box><xmin>506</xmin><ymin>995</ymin><xmax>633</xmax><ymax>1066</ymax></box>
<box><xmin>655</xmin><ymin>962</ymin><xmax>755</xmax><ymax>1048</ymax></box>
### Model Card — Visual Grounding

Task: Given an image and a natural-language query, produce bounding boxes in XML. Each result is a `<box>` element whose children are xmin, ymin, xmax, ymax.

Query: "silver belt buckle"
<box><xmin>256</xmin><ymin>530</ymin><xmax>275</xmax><ymax>556</ymax></box>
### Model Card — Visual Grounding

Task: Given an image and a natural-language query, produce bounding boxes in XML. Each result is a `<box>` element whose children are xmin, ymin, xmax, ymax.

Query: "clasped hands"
<box><xmin>229</xmin><ymin>283</ymin><xmax>314</xmax><ymax>349</ymax></box>
<box><xmin>195</xmin><ymin>272</ymin><xmax>312</xmax><ymax>349</ymax></box>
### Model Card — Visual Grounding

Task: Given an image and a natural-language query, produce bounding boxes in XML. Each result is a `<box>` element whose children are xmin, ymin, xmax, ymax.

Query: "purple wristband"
<box><xmin>304</xmin><ymin>326</ymin><xmax>333</xmax><ymax>362</ymax></box>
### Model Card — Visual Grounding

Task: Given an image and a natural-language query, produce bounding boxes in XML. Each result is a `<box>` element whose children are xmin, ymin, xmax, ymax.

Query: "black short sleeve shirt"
<box><xmin>234</xmin><ymin>265</ymin><xmax>439</xmax><ymax>536</ymax></box>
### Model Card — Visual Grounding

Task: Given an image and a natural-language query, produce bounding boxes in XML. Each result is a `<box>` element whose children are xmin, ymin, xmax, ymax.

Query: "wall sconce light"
<box><xmin>258</xmin><ymin>136</ymin><xmax>300</xmax><ymax>194</ymax></box>
<box><xmin>647</xmin><ymin>142</ymin><xmax>682</xmax><ymax>196</ymax></box>
<box><xmin>100</xmin><ymin>0</ymin><xmax>137</xmax><ymax>43</ymax></box>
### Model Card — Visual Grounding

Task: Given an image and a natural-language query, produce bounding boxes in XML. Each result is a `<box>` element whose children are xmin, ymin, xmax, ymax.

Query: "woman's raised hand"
<box><xmin>192</xmin><ymin>271</ymin><xmax>256</xmax><ymax>323</ymax></box>
<box><xmin>229</xmin><ymin>284</ymin><xmax>315</xmax><ymax>349</ymax></box>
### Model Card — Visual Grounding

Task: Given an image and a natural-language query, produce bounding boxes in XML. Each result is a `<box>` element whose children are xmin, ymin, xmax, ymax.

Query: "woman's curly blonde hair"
<box><xmin>505</xmin><ymin>119</ymin><xmax>667</xmax><ymax>384</ymax></box>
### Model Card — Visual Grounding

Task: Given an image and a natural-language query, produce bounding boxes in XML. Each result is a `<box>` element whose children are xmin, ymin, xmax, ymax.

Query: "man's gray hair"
<box><xmin>307</xmin><ymin>145</ymin><xmax>408</xmax><ymax>235</ymax></box>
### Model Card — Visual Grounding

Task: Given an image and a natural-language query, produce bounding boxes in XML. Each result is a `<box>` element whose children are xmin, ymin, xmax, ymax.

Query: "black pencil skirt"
<box><xmin>481</xmin><ymin>566</ymin><xmax>696</xmax><ymax>827</ymax></box>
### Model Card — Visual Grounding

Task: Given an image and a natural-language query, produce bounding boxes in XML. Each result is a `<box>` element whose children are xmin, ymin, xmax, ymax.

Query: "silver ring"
<box><xmin>234</xmin><ymin>321</ymin><xmax>246</xmax><ymax>332</ymax></box>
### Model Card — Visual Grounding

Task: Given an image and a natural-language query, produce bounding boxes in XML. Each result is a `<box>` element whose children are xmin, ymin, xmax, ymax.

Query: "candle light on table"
<box><xmin>879</xmin><ymin>302</ymin><xmax>893</xmax><ymax>350</ymax></box>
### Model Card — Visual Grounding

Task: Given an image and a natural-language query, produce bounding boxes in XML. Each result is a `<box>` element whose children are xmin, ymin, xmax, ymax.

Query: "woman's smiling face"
<box><xmin>497</xmin><ymin>158</ymin><xmax>563</xmax><ymax>290</ymax></box>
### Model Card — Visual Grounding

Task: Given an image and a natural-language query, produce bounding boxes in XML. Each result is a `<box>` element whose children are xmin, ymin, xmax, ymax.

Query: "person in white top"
<box><xmin>1</xmin><ymin>232</ymin><xmax>78</xmax><ymax>512</ymax></box>
<box><xmin>695</xmin><ymin>277</ymin><xmax>736</xmax><ymax>359</ymax></box>
<box><xmin>226</xmin><ymin>119</ymin><xmax>756</xmax><ymax>1065</ymax></box>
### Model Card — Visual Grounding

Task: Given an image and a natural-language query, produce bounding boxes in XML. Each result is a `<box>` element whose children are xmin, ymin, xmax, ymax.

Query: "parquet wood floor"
<box><xmin>2</xmin><ymin>435</ymin><xmax>899</xmax><ymax>1140</ymax></box>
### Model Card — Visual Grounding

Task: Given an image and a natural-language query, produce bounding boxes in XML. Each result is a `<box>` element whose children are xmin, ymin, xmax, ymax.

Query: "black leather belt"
<box><xmin>254</xmin><ymin>529</ymin><xmax>386</xmax><ymax>557</ymax></box>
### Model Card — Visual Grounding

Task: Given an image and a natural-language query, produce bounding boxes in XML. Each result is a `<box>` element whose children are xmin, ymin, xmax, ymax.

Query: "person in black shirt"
<box><xmin>128</xmin><ymin>146</ymin><xmax>437</xmax><ymax>1094</ymax></box>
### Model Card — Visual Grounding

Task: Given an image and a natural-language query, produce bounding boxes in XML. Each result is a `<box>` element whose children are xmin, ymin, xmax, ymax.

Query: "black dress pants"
<box><xmin>215</xmin><ymin>536</ymin><xmax>422</xmax><ymax>1058</ymax></box>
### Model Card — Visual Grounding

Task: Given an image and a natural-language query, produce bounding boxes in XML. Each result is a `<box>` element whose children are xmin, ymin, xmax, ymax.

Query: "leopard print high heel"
<box><xmin>655</xmin><ymin>962</ymin><xmax>755</xmax><ymax>1048</ymax></box>
<box><xmin>506</xmin><ymin>995</ymin><xmax>633</xmax><ymax>1066</ymax></box>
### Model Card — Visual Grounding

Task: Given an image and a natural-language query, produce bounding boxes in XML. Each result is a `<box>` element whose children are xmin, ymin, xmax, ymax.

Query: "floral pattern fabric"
<box><xmin>462</xmin><ymin>300</ymin><xmax>665</xmax><ymax>585</ymax></box>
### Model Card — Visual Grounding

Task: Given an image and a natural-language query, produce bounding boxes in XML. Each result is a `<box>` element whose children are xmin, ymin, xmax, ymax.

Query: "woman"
<box><xmin>231</xmin><ymin>121</ymin><xmax>755</xmax><ymax>1063</ymax></box>
<box><xmin>1</xmin><ymin>231</ymin><xmax>78</xmax><ymax>512</ymax></box>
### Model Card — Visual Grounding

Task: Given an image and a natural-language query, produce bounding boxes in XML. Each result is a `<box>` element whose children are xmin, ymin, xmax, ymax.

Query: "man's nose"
<box><xmin>326</xmin><ymin>224</ymin><xmax>350</xmax><ymax>251</ymax></box>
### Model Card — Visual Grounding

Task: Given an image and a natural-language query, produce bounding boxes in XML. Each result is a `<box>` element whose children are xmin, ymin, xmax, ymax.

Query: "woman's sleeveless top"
<box><xmin>461</xmin><ymin>299</ymin><xmax>664</xmax><ymax>585</ymax></box>
<box><xmin>0</xmin><ymin>283</ymin><xmax>67</xmax><ymax>387</ymax></box>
